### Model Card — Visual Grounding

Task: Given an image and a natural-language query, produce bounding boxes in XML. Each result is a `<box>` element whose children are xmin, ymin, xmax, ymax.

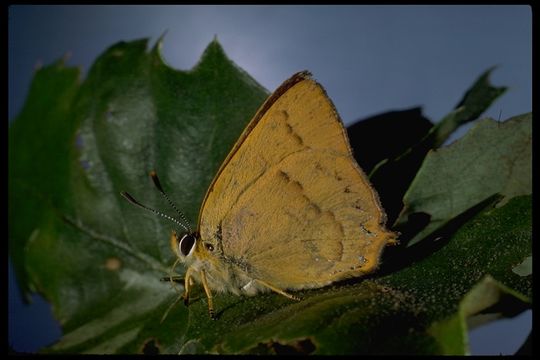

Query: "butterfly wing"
<box><xmin>198</xmin><ymin>72</ymin><xmax>395</xmax><ymax>290</ymax></box>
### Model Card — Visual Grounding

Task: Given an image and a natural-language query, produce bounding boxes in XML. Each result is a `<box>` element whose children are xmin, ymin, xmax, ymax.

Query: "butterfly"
<box><xmin>121</xmin><ymin>71</ymin><xmax>396</xmax><ymax>319</ymax></box>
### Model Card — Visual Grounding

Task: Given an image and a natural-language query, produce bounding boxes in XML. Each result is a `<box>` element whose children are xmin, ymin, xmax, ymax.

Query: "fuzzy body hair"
<box><xmin>180</xmin><ymin>240</ymin><xmax>270</xmax><ymax>296</ymax></box>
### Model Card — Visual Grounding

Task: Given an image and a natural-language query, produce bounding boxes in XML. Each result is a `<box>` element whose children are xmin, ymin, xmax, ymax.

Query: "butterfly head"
<box><xmin>170</xmin><ymin>230</ymin><xmax>221</xmax><ymax>265</ymax></box>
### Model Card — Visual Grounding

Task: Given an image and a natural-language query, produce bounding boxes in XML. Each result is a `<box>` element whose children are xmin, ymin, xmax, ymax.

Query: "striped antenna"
<box><xmin>120</xmin><ymin>191</ymin><xmax>190</xmax><ymax>233</ymax></box>
<box><xmin>149</xmin><ymin>171</ymin><xmax>193</xmax><ymax>232</ymax></box>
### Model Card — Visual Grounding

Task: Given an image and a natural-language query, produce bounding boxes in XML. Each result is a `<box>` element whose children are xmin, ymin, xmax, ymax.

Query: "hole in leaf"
<box><xmin>141</xmin><ymin>338</ymin><xmax>160</xmax><ymax>355</ymax></box>
<box><xmin>253</xmin><ymin>338</ymin><xmax>316</xmax><ymax>355</ymax></box>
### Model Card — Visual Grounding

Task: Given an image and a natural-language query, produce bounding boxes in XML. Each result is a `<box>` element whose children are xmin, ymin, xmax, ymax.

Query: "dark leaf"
<box><xmin>396</xmin><ymin>113</ymin><xmax>531</xmax><ymax>246</ymax></box>
<box><xmin>368</xmin><ymin>68</ymin><xmax>507</xmax><ymax>224</ymax></box>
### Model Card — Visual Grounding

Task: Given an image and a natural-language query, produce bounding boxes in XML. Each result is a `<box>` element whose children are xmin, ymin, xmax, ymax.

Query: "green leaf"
<box><xmin>9</xmin><ymin>59</ymin><xmax>81</xmax><ymax>298</ymax></box>
<box><xmin>380</xmin><ymin>195</ymin><xmax>532</xmax><ymax>355</ymax></box>
<box><xmin>396</xmin><ymin>113</ymin><xmax>531</xmax><ymax>246</ymax></box>
<box><xmin>9</xmin><ymin>38</ymin><xmax>531</xmax><ymax>354</ymax></box>
<box><xmin>429</xmin><ymin>275</ymin><xmax>530</xmax><ymax>355</ymax></box>
<box><xmin>367</xmin><ymin>67</ymin><xmax>506</xmax><ymax>224</ymax></box>
<box><xmin>9</xmin><ymin>37</ymin><xmax>268</xmax><ymax>353</ymax></box>
<box><xmin>430</xmin><ymin>66</ymin><xmax>507</xmax><ymax>148</ymax></box>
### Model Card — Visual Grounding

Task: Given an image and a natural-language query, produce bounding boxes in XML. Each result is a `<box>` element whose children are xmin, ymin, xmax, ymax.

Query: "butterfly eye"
<box><xmin>204</xmin><ymin>243</ymin><xmax>214</xmax><ymax>252</ymax></box>
<box><xmin>179</xmin><ymin>234</ymin><xmax>196</xmax><ymax>257</ymax></box>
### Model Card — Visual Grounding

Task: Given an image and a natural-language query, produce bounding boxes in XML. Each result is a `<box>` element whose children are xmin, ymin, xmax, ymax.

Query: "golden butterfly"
<box><xmin>121</xmin><ymin>71</ymin><xmax>397</xmax><ymax>319</ymax></box>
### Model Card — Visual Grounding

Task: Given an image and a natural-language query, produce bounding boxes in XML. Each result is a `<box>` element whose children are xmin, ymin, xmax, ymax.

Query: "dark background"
<box><xmin>8</xmin><ymin>5</ymin><xmax>532</xmax><ymax>354</ymax></box>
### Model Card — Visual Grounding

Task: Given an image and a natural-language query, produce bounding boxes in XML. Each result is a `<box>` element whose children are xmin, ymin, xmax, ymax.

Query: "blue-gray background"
<box><xmin>8</xmin><ymin>5</ymin><xmax>531</xmax><ymax>354</ymax></box>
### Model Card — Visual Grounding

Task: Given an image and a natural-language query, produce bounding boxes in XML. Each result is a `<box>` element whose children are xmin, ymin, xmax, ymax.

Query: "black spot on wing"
<box><xmin>285</xmin><ymin>120</ymin><xmax>304</xmax><ymax>146</ymax></box>
<box><xmin>279</xmin><ymin>170</ymin><xmax>291</xmax><ymax>182</ymax></box>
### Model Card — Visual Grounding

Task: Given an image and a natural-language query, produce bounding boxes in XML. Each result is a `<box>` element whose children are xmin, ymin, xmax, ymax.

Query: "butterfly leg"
<box><xmin>183</xmin><ymin>267</ymin><xmax>194</xmax><ymax>306</ymax></box>
<box><xmin>253</xmin><ymin>279</ymin><xmax>301</xmax><ymax>301</ymax></box>
<box><xmin>160</xmin><ymin>276</ymin><xmax>184</xmax><ymax>283</ymax></box>
<box><xmin>200</xmin><ymin>269</ymin><xmax>216</xmax><ymax>320</ymax></box>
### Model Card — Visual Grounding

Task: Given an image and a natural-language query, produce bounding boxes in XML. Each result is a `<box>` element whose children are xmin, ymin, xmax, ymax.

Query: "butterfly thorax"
<box><xmin>179</xmin><ymin>235</ymin><xmax>267</xmax><ymax>296</ymax></box>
